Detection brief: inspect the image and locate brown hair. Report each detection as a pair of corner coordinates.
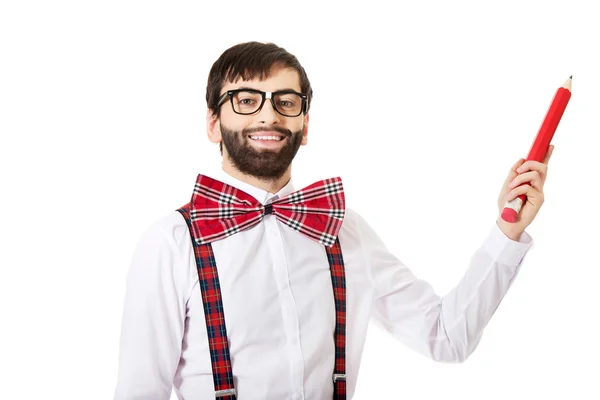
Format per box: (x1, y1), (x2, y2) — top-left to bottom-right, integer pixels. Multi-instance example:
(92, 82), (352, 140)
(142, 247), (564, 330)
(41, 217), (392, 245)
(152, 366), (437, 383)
(206, 41), (313, 117)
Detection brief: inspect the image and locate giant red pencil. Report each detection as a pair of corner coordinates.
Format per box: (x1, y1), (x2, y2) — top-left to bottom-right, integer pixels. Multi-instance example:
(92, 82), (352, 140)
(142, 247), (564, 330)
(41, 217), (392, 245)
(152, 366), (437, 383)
(501, 76), (572, 222)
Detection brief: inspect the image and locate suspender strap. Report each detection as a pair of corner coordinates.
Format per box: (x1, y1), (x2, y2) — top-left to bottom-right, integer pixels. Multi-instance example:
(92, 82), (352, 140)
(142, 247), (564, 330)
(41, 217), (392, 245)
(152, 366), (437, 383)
(178, 203), (347, 399)
(326, 238), (347, 399)
(178, 205), (237, 400)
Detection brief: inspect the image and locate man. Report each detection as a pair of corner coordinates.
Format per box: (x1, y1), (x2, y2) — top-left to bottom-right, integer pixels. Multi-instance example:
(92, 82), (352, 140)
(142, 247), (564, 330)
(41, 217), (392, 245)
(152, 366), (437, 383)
(114, 41), (553, 399)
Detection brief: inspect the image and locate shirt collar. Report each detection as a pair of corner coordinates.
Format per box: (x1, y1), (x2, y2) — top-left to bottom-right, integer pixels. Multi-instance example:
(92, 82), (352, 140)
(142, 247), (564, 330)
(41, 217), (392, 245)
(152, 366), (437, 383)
(211, 167), (296, 205)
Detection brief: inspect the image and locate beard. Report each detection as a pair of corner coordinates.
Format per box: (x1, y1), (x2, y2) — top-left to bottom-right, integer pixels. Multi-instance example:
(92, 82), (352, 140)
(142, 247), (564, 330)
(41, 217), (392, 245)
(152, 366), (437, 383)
(220, 123), (304, 180)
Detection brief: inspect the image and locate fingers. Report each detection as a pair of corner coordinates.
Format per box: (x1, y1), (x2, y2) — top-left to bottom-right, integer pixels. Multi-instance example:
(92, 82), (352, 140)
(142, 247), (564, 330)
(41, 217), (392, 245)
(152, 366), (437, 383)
(509, 145), (554, 176)
(511, 157), (526, 171)
(508, 170), (543, 192)
(507, 183), (544, 203)
(504, 158), (526, 185)
(516, 160), (549, 183)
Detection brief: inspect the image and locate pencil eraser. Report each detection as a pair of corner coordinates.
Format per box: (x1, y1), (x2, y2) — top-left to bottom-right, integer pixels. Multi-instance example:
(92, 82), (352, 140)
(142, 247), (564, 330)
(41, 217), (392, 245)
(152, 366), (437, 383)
(501, 208), (518, 223)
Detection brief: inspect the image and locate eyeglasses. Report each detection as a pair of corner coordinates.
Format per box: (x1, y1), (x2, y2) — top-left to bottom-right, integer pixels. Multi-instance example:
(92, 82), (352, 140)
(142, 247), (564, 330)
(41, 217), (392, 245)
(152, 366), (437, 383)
(216, 88), (308, 117)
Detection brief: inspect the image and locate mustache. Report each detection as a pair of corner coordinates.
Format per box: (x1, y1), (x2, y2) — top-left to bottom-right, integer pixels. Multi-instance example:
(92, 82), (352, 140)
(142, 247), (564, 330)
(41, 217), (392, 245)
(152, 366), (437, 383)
(242, 126), (292, 137)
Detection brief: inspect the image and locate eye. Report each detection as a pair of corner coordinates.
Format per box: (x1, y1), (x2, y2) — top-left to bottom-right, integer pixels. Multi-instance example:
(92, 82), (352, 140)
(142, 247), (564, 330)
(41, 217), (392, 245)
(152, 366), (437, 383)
(238, 97), (257, 105)
(232, 91), (262, 108)
(277, 99), (294, 107)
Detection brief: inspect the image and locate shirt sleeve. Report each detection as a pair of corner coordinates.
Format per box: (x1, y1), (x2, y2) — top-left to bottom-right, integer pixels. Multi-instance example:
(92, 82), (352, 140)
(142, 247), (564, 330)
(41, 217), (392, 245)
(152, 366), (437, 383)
(114, 223), (187, 399)
(361, 214), (533, 363)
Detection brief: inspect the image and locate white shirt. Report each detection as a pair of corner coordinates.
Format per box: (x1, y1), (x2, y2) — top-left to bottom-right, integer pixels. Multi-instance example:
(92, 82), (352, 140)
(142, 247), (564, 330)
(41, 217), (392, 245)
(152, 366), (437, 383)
(114, 168), (533, 400)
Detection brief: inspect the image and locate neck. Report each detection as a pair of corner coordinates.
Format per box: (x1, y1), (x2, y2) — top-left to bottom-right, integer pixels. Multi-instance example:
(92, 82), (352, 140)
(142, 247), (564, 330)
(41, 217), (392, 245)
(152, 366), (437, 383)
(221, 158), (291, 194)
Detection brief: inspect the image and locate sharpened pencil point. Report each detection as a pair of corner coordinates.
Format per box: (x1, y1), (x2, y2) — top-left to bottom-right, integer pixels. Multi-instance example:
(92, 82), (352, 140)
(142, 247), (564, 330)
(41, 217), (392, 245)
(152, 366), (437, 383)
(569, 75), (572, 79)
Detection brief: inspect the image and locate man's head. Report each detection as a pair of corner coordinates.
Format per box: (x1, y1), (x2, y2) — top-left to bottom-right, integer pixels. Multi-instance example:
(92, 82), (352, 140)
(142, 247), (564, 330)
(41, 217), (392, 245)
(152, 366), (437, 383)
(206, 42), (312, 181)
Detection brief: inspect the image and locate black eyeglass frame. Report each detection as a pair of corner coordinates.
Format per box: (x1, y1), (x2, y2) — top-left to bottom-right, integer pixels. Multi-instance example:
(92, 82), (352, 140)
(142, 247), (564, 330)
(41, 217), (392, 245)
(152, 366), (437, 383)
(216, 88), (308, 117)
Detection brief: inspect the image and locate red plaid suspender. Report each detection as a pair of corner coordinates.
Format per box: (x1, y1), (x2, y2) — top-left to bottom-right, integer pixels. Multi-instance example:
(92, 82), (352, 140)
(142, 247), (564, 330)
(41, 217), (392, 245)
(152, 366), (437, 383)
(326, 235), (348, 399)
(177, 204), (347, 399)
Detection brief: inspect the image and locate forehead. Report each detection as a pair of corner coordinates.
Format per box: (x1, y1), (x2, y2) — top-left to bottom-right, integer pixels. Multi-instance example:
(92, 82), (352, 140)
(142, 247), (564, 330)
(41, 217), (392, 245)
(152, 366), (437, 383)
(221, 66), (302, 93)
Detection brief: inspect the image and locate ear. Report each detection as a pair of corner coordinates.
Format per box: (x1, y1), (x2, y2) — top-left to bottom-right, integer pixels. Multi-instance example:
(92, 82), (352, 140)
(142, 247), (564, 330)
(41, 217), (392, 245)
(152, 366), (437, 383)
(301, 112), (309, 146)
(206, 109), (222, 144)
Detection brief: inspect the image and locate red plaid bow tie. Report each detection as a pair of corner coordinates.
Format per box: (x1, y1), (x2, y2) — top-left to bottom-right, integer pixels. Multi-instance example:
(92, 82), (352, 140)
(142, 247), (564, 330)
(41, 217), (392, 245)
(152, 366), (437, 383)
(188, 174), (345, 247)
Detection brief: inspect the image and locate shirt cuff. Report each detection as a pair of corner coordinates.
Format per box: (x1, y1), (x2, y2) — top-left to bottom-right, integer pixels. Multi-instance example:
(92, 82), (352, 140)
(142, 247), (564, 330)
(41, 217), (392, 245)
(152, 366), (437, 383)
(481, 222), (534, 267)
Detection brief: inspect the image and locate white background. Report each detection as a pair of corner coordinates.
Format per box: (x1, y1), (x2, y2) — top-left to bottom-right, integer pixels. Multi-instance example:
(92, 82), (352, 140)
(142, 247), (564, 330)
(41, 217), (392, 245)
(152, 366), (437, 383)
(1, 0), (598, 399)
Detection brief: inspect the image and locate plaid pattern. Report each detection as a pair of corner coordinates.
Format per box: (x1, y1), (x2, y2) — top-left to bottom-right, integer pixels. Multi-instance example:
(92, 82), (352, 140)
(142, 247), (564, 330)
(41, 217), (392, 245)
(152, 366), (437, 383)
(177, 192), (348, 399)
(328, 238), (347, 400)
(178, 205), (236, 400)
(189, 174), (345, 247)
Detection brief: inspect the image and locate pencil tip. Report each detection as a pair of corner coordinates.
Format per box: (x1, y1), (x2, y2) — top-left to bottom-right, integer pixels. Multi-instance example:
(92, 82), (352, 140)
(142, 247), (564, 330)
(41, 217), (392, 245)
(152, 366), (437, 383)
(569, 75), (572, 79)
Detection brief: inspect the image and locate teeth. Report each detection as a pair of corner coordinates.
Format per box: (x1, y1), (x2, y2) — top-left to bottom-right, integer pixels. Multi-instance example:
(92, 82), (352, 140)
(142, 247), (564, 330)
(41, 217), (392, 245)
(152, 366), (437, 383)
(249, 136), (282, 141)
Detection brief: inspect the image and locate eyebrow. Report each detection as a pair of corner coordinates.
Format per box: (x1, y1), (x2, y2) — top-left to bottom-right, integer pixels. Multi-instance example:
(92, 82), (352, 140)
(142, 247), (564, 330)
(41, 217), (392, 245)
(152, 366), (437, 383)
(233, 86), (301, 93)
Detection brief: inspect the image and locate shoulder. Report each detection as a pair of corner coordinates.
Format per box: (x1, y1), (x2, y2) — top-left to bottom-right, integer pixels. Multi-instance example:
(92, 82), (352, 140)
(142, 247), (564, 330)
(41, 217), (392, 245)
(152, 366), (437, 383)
(128, 210), (193, 278)
(146, 209), (191, 247)
(339, 207), (362, 234)
(125, 209), (197, 299)
(339, 207), (376, 238)
(338, 207), (375, 248)
(338, 206), (393, 256)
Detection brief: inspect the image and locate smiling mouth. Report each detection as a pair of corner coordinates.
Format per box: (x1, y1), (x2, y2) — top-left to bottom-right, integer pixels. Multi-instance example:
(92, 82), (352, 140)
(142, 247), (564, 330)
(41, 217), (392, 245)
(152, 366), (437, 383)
(247, 135), (286, 141)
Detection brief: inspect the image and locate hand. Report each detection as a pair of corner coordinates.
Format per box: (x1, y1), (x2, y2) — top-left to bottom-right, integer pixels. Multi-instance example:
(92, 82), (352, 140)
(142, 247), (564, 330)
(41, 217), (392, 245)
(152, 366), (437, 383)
(496, 145), (554, 241)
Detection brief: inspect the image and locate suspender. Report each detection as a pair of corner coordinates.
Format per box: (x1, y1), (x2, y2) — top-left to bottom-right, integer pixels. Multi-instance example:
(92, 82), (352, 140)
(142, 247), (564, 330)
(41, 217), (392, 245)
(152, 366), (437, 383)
(178, 204), (347, 399)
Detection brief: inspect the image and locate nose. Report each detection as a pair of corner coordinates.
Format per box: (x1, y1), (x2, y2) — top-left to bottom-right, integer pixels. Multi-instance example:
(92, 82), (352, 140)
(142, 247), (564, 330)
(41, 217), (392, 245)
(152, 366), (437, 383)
(257, 96), (280, 124)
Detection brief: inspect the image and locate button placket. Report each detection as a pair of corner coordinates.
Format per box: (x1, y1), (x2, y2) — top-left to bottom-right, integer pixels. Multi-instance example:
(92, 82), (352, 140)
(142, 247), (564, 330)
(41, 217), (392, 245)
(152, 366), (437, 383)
(263, 216), (305, 397)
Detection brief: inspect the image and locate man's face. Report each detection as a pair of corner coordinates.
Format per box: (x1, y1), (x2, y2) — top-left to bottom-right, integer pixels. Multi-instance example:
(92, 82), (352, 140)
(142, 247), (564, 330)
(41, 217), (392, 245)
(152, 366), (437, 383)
(212, 66), (308, 180)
